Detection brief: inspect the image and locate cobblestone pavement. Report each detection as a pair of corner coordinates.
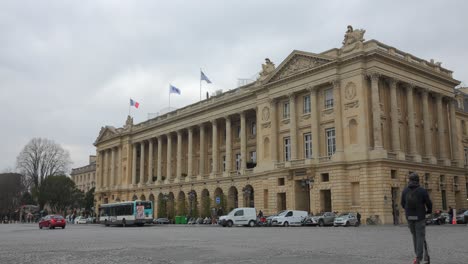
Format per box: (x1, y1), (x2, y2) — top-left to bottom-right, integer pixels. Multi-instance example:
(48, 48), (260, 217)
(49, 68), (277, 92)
(0, 223), (466, 264)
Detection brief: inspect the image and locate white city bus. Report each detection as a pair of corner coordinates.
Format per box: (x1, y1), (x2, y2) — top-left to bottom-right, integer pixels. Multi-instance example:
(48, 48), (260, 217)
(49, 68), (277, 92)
(99, 200), (153, 227)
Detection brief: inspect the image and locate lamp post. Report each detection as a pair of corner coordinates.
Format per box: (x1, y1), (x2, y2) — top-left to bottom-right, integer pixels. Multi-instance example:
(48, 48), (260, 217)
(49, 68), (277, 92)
(188, 190), (196, 218)
(301, 177), (314, 214)
(242, 187), (252, 207)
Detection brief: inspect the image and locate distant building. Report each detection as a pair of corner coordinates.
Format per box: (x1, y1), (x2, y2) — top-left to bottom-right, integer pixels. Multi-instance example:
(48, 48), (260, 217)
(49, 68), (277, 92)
(93, 26), (468, 224)
(70, 156), (96, 192)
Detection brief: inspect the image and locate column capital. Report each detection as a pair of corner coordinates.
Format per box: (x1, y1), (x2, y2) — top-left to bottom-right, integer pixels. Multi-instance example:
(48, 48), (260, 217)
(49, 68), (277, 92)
(404, 82), (416, 90)
(187, 126), (194, 132)
(387, 77), (399, 88)
(211, 119), (218, 125)
(331, 78), (341, 88)
(366, 71), (380, 81)
(224, 115), (231, 122)
(268, 97), (277, 105)
(306, 84), (317, 92)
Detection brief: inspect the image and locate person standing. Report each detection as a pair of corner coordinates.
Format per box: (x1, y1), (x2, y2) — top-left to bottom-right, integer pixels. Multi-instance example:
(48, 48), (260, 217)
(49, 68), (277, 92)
(356, 212), (361, 226)
(401, 173), (432, 264)
(448, 206), (453, 224)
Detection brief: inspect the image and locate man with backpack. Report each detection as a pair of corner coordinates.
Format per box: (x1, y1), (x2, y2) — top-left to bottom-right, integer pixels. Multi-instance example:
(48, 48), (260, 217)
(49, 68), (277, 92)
(401, 172), (432, 264)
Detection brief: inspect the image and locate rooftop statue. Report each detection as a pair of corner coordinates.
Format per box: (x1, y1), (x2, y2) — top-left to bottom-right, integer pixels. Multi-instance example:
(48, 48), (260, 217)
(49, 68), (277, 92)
(257, 58), (276, 81)
(342, 25), (366, 46)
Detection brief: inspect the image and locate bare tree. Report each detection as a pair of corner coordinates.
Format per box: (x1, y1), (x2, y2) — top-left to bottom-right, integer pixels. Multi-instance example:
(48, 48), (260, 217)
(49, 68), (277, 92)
(16, 138), (72, 191)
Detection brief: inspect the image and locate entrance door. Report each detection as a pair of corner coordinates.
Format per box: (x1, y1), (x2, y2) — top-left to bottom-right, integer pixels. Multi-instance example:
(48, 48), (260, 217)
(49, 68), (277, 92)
(277, 193), (286, 211)
(320, 190), (332, 212)
(441, 190), (447, 210)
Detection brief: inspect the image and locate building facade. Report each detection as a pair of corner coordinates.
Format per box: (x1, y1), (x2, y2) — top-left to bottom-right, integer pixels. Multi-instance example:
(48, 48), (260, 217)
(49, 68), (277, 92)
(71, 155), (96, 192)
(94, 27), (468, 224)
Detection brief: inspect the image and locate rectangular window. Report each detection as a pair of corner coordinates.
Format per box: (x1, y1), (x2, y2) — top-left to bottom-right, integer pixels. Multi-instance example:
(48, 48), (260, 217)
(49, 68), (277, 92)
(321, 173), (330, 182)
(324, 88), (334, 109)
(303, 95), (311, 114)
(325, 128), (336, 157)
(391, 170), (397, 179)
(284, 137), (291, 161)
(283, 101), (290, 119)
(278, 178), (285, 186)
(222, 156), (226, 172)
(251, 121), (256, 136)
(464, 147), (468, 166)
(304, 133), (312, 159)
(250, 151), (257, 163)
(235, 153), (241, 171)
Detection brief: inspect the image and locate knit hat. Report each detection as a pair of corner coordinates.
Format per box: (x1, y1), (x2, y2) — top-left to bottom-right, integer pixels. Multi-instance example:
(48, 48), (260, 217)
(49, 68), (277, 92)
(409, 172), (419, 182)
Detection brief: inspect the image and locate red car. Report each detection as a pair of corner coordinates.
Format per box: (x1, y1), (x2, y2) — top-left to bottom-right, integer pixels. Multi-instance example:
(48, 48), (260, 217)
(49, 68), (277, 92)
(39, 215), (66, 229)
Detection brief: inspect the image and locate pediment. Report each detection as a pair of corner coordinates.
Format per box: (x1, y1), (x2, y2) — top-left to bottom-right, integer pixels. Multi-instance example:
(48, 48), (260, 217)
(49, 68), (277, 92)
(265, 50), (334, 84)
(94, 126), (118, 145)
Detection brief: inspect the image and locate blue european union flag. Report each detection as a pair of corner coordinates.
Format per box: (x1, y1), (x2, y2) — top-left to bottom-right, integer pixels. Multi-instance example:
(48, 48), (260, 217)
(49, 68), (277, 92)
(169, 85), (181, 95)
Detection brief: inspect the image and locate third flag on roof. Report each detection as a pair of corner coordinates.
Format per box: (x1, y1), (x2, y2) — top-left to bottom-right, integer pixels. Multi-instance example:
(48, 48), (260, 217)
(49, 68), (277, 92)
(201, 71), (212, 84)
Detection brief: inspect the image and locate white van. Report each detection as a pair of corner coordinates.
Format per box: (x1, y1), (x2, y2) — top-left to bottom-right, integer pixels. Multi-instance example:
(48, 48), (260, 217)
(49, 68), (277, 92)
(219, 207), (257, 227)
(271, 210), (308, 226)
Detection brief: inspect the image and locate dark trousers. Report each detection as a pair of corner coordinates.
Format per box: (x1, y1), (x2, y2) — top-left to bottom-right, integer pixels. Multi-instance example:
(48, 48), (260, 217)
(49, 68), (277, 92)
(408, 219), (427, 261)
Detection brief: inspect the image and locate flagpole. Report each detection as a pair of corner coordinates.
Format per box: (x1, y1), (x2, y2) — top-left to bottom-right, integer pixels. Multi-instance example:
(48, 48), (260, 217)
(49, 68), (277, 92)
(200, 68), (202, 101)
(128, 99), (131, 117)
(169, 86), (171, 110)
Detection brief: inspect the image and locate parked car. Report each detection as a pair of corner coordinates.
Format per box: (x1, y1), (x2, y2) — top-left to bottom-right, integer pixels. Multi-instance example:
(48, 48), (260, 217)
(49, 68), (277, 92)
(271, 210), (308, 227)
(86, 217), (96, 224)
(265, 210), (286, 226)
(74, 216), (87, 224)
(219, 207), (257, 227)
(456, 210), (468, 224)
(39, 215), (66, 229)
(310, 212), (336, 227)
(153, 218), (170, 224)
(425, 213), (446, 225)
(333, 212), (358, 227)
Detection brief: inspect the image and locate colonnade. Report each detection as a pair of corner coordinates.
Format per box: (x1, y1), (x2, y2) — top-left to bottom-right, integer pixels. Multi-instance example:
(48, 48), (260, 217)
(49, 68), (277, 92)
(369, 73), (460, 165)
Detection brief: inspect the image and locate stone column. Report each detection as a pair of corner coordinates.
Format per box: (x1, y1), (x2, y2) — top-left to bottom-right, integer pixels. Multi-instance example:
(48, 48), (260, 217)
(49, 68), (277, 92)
(310, 87), (320, 161)
(166, 134), (172, 183)
(139, 141), (145, 185)
(110, 147), (115, 188)
(211, 120), (218, 177)
(389, 79), (404, 159)
(103, 149), (108, 188)
(225, 116), (232, 175)
(436, 94), (448, 163)
(406, 84), (420, 161)
(270, 99), (278, 162)
(240, 111), (247, 171)
(147, 139), (154, 184)
(132, 144), (137, 185)
(117, 146), (121, 187)
(187, 128), (193, 180)
(157, 137), (163, 183)
(422, 89), (435, 163)
(449, 99), (461, 166)
(199, 124), (205, 179)
(333, 80), (344, 159)
(289, 93), (298, 160)
(370, 74), (382, 149)
(96, 151), (101, 189)
(176, 130), (182, 182)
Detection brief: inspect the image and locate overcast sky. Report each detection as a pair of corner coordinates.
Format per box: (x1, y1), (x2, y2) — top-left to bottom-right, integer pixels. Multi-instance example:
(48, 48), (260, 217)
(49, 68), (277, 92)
(1, 0), (467, 171)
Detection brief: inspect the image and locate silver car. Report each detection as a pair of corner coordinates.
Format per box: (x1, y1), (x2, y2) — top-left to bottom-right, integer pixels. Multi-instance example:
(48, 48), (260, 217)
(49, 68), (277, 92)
(333, 213), (358, 227)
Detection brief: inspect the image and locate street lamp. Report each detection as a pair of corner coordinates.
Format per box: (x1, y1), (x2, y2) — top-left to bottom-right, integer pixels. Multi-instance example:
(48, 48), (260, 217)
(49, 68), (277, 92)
(188, 190), (196, 217)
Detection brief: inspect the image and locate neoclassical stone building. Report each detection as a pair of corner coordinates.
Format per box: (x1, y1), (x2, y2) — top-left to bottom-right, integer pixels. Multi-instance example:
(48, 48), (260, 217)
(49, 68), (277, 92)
(94, 27), (468, 224)
(71, 155), (96, 192)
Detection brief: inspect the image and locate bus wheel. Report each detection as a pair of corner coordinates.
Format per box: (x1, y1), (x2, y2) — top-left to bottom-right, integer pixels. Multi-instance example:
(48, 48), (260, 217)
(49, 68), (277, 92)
(122, 219), (126, 227)
(104, 220), (109, 227)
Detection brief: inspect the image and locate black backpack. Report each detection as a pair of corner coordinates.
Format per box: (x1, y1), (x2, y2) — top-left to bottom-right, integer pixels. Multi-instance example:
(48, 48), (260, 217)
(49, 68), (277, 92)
(405, 187), (420, 210)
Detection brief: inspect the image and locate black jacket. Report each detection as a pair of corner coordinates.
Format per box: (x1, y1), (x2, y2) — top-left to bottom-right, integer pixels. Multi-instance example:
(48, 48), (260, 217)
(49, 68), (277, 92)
(401, 180), (432, 221)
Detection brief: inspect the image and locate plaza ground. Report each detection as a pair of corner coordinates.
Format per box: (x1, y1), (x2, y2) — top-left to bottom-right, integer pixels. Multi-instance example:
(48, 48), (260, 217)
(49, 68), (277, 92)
(0, 223), (466, 264)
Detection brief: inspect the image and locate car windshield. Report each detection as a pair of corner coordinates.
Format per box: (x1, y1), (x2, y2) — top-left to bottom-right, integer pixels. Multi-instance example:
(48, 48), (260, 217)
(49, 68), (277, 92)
(52, 216), (63, 220)
(338, 213), (350, 217)
(278, 211), (289, 216)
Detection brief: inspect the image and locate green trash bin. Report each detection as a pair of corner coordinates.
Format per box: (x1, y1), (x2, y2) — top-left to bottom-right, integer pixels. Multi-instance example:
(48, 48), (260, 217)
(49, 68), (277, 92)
(181, 216), (187, 224)
(175, 216), (181, 224)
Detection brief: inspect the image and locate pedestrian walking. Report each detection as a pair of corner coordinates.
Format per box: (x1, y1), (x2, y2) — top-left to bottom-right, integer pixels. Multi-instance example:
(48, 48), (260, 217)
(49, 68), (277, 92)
(394, 204), (400, 225)
(356, 212), (361, 226)
(401, 172), (432, 264)
(448, 206), (453, 224)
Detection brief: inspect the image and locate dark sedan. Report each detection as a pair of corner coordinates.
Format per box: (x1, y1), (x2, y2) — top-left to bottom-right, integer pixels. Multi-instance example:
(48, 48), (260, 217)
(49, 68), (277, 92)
(39, 215), (66, 229)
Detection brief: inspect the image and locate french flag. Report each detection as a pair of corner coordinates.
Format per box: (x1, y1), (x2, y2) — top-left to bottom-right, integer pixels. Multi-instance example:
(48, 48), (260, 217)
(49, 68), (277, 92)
(130, 98), (140, 108)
